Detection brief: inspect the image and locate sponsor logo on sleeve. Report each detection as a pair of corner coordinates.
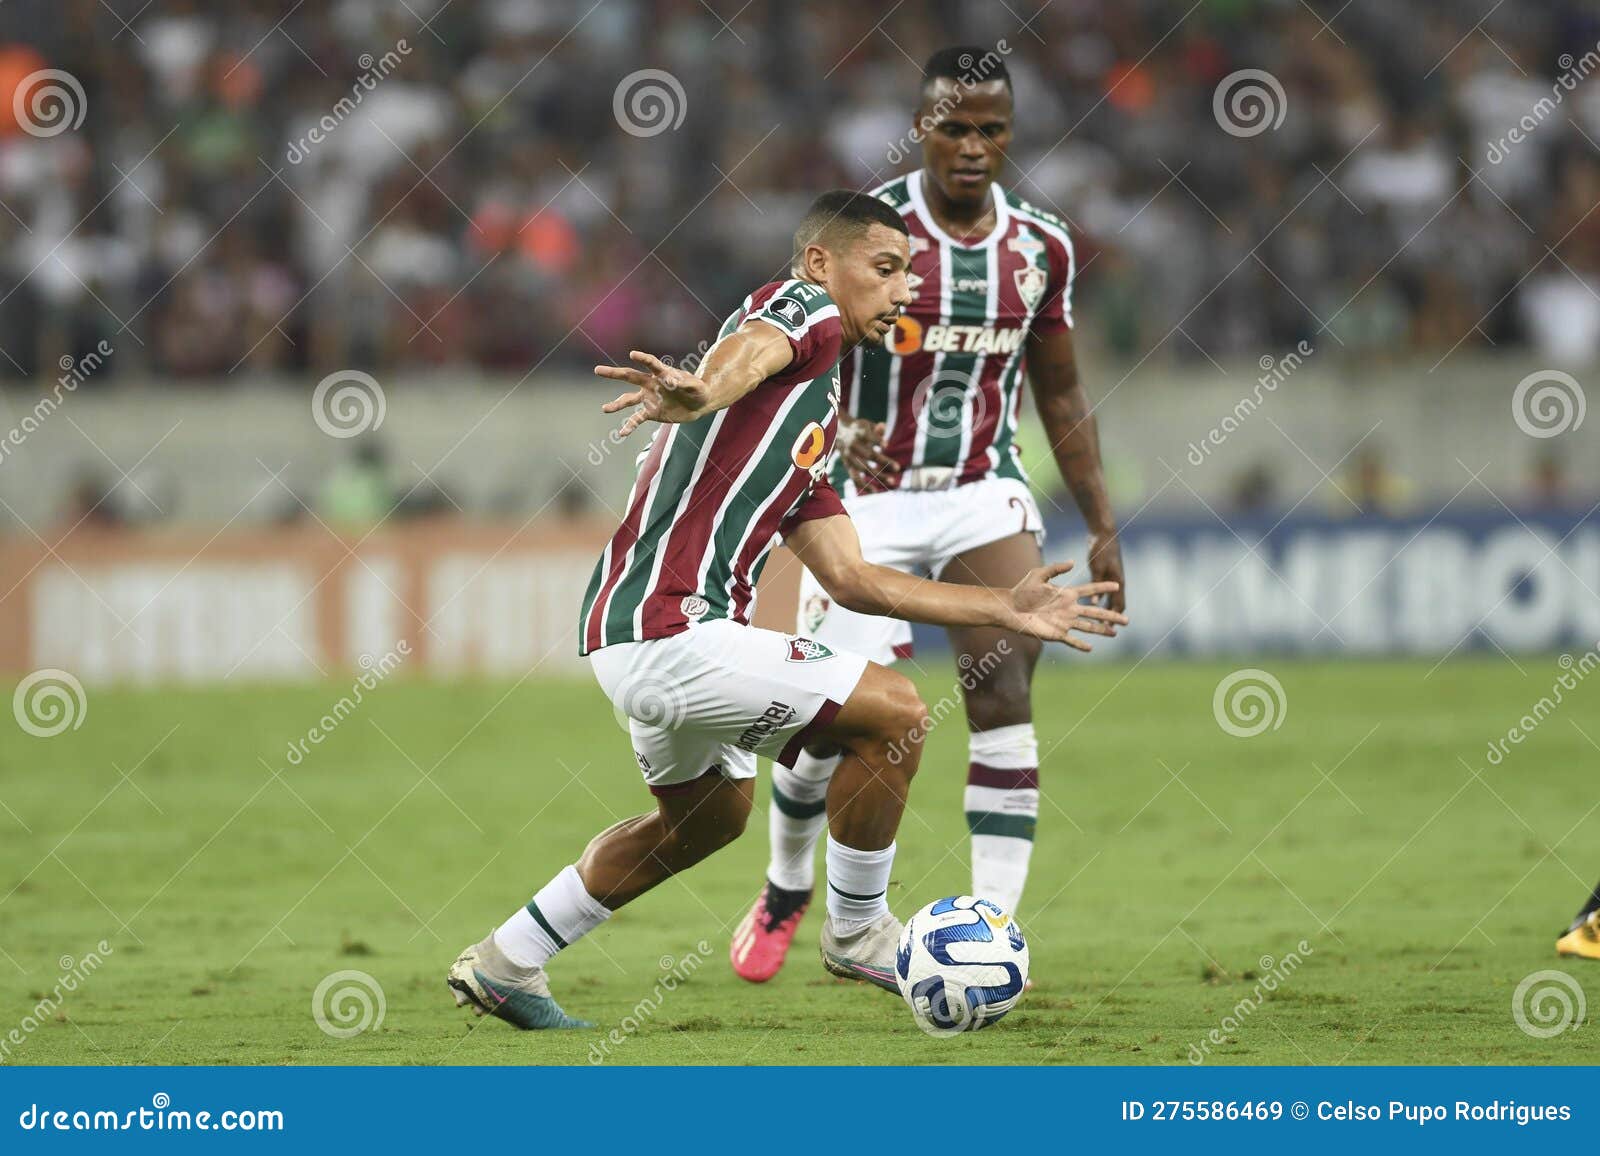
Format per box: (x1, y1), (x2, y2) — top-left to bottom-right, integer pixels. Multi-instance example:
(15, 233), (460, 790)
(1006, 228), (1045, 262)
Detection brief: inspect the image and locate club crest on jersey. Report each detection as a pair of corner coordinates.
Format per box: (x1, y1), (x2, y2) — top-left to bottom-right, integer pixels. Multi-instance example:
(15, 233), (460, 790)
(791, 421), (826, 470)
(768, 296), (806, 331)
(785, 635), (834, 663)
(1014, 264), (1047, 311)
(680, 594), (710, 620)
(802, 593), (830, 633)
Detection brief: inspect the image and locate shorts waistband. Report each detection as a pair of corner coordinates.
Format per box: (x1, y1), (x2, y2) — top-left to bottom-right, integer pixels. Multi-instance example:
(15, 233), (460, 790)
(898, 466), (958, 491)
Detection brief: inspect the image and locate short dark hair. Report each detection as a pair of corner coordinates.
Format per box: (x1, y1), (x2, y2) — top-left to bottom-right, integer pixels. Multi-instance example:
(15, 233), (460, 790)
(792, 190), (908, 270)
(921, 45), (1011, 103)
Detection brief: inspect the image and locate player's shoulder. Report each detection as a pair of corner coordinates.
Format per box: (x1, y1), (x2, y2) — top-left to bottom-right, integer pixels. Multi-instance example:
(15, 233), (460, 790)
(868, 174), (914, 212)
(1003, 188), (1072, 244)
(749, 278), (838, 323)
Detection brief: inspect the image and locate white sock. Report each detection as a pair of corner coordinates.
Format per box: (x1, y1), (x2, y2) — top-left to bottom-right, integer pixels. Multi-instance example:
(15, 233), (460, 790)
(966, 723), (1039, 916)
(494, 864), (612, 968)
(825, 836), (895, 930)
(767, 750), (841, 891)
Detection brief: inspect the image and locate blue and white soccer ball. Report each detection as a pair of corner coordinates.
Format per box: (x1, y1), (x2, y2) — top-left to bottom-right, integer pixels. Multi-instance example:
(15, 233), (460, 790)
(895, 895), (1029, 1036)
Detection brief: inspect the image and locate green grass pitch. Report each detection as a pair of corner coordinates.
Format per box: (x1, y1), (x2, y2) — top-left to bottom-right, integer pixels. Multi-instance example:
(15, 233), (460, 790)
(2, 658), (1594, 1065)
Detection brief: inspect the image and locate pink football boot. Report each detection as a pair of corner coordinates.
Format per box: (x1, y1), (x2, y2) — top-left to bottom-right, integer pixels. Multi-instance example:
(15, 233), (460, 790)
(730, 882), (812, 982)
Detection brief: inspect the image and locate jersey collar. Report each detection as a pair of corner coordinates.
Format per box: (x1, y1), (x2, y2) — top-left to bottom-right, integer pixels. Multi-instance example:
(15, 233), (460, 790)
(909, 169), (1010, 251)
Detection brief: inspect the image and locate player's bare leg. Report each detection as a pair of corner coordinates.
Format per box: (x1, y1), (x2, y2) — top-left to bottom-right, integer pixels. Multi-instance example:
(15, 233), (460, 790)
(734, 664), (926, 987)
(450, 774), (752, 1029)
(941, 530), (1045, 917)
(575, 773), (755, 908)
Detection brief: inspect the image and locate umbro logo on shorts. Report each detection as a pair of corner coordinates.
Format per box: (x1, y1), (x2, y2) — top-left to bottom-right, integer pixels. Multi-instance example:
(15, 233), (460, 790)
(737, 701), (797, 752)
(785, 636), (834, 663)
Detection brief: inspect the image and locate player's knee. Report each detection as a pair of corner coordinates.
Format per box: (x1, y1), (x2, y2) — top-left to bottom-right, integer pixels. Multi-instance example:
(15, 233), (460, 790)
(707, 787), (752, 848)
(876, 674), (929, 765)
(802, 738), (844, 761)
(963, 663), (1035, 732)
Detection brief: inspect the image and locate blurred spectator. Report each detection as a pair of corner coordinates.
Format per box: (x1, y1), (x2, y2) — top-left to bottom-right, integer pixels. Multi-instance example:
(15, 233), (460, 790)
(1327, 445), (1417, 517)
(0, 0), (1596, 383)
(1527, 450), (1573, 509)
(318, 439), (392, 527)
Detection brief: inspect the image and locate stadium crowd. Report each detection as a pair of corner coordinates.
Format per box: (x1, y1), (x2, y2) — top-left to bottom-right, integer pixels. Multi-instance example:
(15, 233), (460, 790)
(1, 0), (1598, 383)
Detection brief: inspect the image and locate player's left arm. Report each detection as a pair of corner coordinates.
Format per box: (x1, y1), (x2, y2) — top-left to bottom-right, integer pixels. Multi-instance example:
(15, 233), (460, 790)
(595, 320), (795, 437)
(1027, 323), (1126, 613)
(787, 512), (1125, 650)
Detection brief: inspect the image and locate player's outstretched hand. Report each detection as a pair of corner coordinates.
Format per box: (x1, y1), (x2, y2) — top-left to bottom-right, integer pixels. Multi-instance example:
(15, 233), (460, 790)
(1007, 561), (1128, 651)
(836, 417), (899, 489)
(595, 351), (710, 436)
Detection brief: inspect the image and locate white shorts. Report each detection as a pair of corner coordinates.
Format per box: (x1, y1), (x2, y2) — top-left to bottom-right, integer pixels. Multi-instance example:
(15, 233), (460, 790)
(588, 618), (870, 795)
(797, 476), (1045, 664)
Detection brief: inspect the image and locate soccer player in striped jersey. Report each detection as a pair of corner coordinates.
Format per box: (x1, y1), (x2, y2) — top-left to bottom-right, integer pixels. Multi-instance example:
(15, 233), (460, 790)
(446, 191), (1126, 1029)
(733, 47), (1126, 983)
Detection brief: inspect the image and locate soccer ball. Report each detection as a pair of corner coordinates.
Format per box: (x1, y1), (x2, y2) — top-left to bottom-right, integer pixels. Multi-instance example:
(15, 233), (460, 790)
(895, 895), (1029, 1036)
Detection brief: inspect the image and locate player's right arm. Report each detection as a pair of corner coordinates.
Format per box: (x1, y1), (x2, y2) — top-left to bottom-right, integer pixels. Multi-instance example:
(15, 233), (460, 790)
(786, 513), (1127, 651)
(595, 320), (795, 438)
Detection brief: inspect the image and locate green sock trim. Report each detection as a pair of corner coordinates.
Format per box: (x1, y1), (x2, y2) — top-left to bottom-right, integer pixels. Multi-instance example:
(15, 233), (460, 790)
(526, 900), (568, 949)
(966, 811), (1037, 840)
(772, 783), (827, 819)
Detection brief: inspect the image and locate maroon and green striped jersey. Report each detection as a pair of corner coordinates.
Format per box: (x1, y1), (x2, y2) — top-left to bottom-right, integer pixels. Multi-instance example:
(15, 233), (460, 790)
(833, 170), (1075, 497)
(579, 279), (847, 654)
